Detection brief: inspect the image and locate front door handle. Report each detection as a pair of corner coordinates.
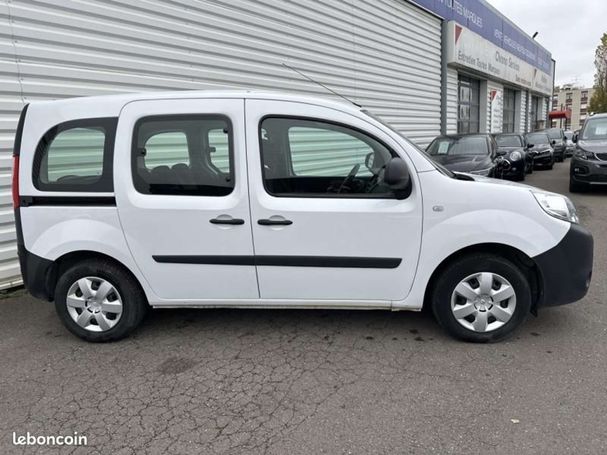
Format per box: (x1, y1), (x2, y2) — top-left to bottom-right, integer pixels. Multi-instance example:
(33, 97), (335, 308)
(258, 218), (293, 226)
(210, 217), (245, 225)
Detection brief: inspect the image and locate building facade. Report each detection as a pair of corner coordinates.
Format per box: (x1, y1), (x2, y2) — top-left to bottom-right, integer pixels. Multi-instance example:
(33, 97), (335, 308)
(0, 0), (553, 289)
(551, 85), (594, 131)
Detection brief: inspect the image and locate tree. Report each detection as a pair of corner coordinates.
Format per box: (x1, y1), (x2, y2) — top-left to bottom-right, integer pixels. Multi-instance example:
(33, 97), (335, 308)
(589, 33), (607, 113)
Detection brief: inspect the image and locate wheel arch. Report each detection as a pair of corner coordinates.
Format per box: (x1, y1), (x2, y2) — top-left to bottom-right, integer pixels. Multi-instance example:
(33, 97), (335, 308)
(422, 243), (542, 314)
(47, 250), (150, 306)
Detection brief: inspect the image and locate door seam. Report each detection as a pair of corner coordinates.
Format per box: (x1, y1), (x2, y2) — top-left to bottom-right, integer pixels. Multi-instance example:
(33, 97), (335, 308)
(243, 99), (262, 298)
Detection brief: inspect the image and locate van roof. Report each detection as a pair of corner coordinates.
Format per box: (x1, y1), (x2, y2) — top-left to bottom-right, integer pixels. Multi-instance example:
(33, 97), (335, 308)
(27, 89), (361, 117)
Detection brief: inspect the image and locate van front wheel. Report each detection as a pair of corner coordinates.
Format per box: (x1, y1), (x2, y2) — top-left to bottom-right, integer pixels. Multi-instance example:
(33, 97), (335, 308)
(431, 254), (531, 342)
(54, 259), (148, 342)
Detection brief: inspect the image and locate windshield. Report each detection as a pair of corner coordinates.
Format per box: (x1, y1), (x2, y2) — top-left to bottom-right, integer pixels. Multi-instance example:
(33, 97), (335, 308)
(361, 109), (455, 177)
(525, 133), (549, 145)
(545, 128), (562, 140)
(581, 117), (607, 140)
(427, 136), (489, 156)
(495, 135), (522, 147)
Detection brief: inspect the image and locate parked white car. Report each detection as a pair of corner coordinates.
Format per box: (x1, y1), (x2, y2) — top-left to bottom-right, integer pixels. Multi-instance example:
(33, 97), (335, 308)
(13, 91), (593, 342)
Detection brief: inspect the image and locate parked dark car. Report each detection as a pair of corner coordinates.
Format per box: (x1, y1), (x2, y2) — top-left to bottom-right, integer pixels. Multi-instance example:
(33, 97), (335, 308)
(525, 132), (555, 170)
(426, 134), (498, 177)
(493, 133), (533, 181)
(570, 113), (607, 192)
(542, 127), (567, 162)
(564, 130), (576, 157)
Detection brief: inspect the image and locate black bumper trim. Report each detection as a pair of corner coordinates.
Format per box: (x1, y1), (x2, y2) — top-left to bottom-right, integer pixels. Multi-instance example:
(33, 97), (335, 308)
(17, 208), (56, 301)
(533, 224), (593, 307)
(18, 246), (56, 301)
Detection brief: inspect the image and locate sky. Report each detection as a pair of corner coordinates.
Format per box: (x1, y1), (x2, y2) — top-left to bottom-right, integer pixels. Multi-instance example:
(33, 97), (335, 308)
(486, 0), (607, 88)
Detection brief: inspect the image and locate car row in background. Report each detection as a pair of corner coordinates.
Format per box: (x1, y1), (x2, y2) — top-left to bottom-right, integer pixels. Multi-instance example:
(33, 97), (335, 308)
(570, 112), (607, 192)
(425, 129), (565, 182)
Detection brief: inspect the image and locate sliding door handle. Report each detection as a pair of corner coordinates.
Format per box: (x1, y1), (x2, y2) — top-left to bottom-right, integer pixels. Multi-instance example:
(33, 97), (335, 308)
(210, 217), (245, 225)
(258, 218), (293, 226)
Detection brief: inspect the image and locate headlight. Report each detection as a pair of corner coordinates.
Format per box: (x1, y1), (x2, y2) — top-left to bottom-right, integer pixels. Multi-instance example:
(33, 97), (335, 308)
(532, 191), (579, 223)
(509, 151), (522, 161)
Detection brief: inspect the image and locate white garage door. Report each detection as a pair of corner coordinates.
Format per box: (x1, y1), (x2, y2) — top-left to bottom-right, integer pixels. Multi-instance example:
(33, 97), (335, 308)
(0, 0), (441, 289)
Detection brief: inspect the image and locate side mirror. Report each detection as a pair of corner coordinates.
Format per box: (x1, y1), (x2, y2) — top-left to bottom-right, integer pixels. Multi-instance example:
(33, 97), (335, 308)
(551, 140), (556, 145)
(526, 143), (534, 149)
(573, 134), (578, 143)
(364, 152), (374, 171)
(384, 157), (411, 198)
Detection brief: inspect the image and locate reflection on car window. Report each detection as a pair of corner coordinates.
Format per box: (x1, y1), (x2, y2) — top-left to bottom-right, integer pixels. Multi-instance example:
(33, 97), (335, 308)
(495, 135), (522, 147)
(582, 118), (607, 140)
(525, 133), (549, 144)
(427, 136), (488, 156)
(545, 129), (562, 139)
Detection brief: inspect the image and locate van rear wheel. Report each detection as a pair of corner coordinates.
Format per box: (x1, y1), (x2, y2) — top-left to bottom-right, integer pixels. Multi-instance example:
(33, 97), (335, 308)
(54, 259), (148, 342)
(431, 254), (531, 342)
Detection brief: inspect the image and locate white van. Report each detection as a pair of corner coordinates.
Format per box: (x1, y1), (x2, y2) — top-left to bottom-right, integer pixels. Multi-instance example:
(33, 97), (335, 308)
(13, 91), (593, 343)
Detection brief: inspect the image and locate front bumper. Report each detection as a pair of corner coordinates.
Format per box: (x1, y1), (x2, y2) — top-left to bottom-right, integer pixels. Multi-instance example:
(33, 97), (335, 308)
(534, 153), (553, 166)
(498, 161), (526, 179)
(570, 156), (607, 185)
(533, 224), (593, 307)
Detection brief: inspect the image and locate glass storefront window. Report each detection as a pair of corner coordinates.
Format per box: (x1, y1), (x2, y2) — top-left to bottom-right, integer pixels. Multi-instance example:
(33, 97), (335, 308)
(502, 88), (516, 133)
(457, 76), (480, 134)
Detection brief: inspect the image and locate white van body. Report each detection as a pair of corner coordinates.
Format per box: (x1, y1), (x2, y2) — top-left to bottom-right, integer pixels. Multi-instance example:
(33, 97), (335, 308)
(14, 91), (593, 342)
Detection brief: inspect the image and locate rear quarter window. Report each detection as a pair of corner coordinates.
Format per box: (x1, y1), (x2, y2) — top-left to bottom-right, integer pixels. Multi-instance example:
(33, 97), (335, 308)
(33, 118), (117, 192)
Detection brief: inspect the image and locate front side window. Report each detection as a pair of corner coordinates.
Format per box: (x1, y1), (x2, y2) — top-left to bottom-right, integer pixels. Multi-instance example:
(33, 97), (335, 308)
(133, 116), (233, 196)
(259, 117), (397, 198)
(33, 118), (116, 192)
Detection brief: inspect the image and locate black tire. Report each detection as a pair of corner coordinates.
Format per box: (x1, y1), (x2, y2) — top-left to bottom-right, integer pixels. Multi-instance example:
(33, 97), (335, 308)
(547, 161), (554, 170)
(431, 253), (531, 343)
(54, 259), (148, 342)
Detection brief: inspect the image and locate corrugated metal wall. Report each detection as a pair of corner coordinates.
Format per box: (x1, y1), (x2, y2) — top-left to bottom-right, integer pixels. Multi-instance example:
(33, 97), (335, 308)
(446, 68), (458, 134)
(0, 0), (442, 289)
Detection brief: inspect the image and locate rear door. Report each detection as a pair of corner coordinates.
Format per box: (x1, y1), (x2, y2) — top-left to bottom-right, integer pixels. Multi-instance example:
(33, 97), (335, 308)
(114, 98), (258, 301)
(245, 99), (423, 303)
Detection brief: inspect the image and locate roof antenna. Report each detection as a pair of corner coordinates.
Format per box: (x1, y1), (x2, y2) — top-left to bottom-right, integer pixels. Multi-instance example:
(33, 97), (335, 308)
(282, 63), (362, 108)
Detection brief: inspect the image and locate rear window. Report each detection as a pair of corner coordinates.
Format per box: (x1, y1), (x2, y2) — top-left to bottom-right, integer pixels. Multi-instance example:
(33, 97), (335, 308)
(495, 135), (522, 147)
(33, 118), (117, 192)
(427, 136), (488, 156)
(545, 129), (562, 139)
(132, 115), (234, 196)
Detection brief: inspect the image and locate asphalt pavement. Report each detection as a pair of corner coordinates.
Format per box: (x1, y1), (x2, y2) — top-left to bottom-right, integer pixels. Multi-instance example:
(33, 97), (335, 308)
(1, 160), (606, 454)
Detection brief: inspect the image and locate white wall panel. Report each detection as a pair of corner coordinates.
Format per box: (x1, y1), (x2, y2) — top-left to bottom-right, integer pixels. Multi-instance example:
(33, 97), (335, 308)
(0, 0), (441, 289)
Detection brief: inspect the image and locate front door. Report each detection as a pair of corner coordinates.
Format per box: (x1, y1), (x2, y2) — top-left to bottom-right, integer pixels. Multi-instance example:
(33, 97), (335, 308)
(114, 98), (258, 301)
(245, 99), (423, 302)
